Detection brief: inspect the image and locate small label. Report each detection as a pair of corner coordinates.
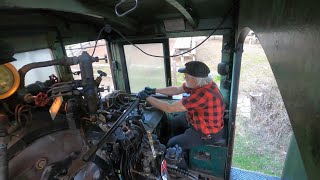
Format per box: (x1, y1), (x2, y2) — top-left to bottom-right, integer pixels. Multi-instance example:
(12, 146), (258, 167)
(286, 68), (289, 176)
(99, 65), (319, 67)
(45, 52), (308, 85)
(49, 96), (63, 120)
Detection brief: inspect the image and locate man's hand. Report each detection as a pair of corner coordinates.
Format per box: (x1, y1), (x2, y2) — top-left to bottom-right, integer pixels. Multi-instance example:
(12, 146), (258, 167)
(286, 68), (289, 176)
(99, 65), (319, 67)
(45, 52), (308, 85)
(137, 90), (149, 100)
(144, 87), (156, 95)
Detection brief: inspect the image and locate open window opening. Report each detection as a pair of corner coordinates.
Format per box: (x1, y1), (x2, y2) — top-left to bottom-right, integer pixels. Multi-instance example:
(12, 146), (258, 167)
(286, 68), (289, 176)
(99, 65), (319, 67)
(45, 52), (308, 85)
(11, 48), (58, 85)
(121, 36), (223, 95)
(169, 36), (222, 87)
(123, 43), (167, 93)
(233, 30), (292, 177)
(65, 40), (114, 96)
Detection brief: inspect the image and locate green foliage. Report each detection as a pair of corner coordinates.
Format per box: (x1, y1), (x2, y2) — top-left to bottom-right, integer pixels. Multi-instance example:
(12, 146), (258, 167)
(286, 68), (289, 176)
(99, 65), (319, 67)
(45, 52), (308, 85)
(213, 74), (221, 84)
(176, 72), (185, 86)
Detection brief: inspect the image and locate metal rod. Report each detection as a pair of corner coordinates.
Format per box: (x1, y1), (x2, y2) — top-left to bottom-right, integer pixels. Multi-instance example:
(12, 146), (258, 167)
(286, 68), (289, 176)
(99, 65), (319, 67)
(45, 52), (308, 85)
(0, 144), (8, 180)
(82, 98), (140, 161)
(18, 59), (61, 87)
(0, 114), (9, 180)
(226, 43), (243, 180)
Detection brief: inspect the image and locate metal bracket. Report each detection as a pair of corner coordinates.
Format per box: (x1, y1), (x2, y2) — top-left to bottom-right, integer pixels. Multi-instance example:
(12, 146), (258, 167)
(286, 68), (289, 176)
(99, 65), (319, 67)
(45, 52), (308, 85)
(115, 0), (138, 17)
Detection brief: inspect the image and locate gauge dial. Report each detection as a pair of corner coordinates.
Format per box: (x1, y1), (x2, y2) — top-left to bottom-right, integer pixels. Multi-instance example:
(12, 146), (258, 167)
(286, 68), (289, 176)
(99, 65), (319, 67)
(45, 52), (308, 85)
(0, 63), (20, 99)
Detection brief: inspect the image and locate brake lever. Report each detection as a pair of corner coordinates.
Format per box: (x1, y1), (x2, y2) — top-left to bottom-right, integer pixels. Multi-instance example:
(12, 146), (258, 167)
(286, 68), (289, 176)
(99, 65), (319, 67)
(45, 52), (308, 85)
(82, 98), (140, 162)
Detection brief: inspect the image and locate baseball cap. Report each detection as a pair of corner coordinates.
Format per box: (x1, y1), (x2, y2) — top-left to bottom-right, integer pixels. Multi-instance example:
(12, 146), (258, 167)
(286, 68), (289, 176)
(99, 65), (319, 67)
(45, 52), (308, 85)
(178, 61), (210, 78)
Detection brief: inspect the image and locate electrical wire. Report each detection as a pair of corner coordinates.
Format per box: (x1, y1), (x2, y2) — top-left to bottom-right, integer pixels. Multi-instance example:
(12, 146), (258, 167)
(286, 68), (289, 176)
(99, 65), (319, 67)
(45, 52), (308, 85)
(88, 1), (238, 59)
(110, 1), (238, 58)
(91, 27), (106, 56)
(15, 104), (23, 126)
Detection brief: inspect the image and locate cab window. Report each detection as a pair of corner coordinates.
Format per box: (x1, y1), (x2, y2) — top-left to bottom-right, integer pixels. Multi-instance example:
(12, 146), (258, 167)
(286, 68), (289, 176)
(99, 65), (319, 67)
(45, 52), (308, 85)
(11, 48), (58, 85)
(123, 43), (166, 93)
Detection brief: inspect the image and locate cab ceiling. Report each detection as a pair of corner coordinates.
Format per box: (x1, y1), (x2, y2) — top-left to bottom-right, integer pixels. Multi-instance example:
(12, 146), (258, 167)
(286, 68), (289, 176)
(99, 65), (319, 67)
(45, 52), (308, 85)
(0, 0), (234, 35)
(0, 0), (234, 53)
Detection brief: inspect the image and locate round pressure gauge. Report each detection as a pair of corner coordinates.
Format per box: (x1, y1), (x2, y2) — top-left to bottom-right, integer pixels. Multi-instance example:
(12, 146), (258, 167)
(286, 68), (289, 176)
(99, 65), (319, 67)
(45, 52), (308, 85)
(0, 63), (20, 99)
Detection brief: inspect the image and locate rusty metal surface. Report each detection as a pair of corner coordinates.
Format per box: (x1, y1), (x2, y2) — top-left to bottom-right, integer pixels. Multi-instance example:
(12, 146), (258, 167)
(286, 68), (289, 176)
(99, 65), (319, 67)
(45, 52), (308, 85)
(238, 0), (320, 179)
(9, 129), (83, 180)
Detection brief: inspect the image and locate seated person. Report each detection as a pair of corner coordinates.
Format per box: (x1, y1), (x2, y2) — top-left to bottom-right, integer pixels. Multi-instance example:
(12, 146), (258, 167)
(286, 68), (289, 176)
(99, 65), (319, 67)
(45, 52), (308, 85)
(137, 61), (225, 150)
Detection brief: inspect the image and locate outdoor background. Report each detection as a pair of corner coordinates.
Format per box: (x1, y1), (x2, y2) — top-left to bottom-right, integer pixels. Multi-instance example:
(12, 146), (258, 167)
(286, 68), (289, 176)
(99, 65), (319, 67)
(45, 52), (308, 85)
(169, 35), (292, 177)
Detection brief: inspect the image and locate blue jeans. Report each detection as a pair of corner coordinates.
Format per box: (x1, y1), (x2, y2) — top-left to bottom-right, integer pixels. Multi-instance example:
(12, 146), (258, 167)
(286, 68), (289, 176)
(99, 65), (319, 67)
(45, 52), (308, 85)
(166, 113), (224, 150)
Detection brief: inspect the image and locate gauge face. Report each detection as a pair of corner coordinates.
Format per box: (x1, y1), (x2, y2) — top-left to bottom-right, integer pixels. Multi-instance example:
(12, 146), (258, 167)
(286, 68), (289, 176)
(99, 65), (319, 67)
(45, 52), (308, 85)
(0, 63), (20, 99)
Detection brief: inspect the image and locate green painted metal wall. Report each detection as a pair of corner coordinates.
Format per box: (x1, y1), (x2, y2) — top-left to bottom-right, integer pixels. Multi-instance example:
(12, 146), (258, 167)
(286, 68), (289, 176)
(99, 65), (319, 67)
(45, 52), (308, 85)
(282, 135), (308, 180)
(238, 1), (320, 179)
(189, 146), (227, 178)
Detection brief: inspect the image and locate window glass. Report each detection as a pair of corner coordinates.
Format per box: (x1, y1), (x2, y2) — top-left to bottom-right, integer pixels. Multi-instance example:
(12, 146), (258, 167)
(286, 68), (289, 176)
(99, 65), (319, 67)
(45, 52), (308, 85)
(123, 43), (166, 93)
(11, 49), (57, 85)
(65, 40), (114, 96)
(169, 36), (222, 87)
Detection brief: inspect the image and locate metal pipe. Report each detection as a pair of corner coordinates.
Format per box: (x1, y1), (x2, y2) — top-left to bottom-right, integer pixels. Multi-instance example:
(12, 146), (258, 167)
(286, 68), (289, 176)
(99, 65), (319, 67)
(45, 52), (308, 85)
(78, 51), (99, 113)
(65, 99), (78, 130)
(0, 144), (7, 180)
(19, 59), (61, 87)
(18, 56), (83, 87)
(230, 44), (243, 126)
(0, 113), (9, 180)
(106, 41), (118, 90)
(226, 43), (243, 180)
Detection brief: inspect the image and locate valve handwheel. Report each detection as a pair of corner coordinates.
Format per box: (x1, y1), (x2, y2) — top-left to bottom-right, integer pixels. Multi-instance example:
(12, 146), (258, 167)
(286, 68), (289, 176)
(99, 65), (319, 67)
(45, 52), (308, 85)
(35, 92), (49, 107)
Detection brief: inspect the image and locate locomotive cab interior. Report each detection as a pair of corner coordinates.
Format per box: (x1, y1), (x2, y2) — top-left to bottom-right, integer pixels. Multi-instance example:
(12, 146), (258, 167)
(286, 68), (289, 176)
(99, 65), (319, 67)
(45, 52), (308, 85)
(1, 0), (320, 180)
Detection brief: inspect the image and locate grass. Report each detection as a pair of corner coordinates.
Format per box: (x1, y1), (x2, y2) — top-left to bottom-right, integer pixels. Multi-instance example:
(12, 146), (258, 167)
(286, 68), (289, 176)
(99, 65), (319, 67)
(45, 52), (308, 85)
(233, 120), (284, 176)
(232, 42), (290, 177)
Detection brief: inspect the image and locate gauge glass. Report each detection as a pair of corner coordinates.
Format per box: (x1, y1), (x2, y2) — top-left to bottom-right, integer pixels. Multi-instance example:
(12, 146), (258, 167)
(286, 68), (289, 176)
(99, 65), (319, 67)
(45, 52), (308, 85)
(0, 63), (20, 99)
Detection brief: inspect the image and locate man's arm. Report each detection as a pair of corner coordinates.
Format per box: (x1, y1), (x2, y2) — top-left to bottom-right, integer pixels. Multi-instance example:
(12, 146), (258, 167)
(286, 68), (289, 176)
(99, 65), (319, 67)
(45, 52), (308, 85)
(146, 96), (187, 113)
(156, 86), (185, 96)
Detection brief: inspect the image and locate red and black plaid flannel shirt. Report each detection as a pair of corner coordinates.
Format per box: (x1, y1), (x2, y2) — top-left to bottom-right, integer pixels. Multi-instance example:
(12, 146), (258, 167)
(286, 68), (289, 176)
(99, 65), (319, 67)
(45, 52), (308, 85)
(182, 82), (225, 135)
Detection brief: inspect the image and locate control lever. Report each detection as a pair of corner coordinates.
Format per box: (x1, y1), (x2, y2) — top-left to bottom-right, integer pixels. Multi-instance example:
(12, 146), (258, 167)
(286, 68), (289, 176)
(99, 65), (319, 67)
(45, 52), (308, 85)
(96, 70), (107, 87)
(147, 130), (157, 159)
(65, 99), (140, 179)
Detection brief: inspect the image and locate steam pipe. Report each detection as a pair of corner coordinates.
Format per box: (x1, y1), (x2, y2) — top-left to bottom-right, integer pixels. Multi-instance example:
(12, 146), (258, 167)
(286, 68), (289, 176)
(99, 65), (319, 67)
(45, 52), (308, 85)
(19, 59), (58, 88)
(78, 51), (99, 113)
(0, 113), (9, 180)
(18, 56), (97, 87)
(0, 144), (7, 180)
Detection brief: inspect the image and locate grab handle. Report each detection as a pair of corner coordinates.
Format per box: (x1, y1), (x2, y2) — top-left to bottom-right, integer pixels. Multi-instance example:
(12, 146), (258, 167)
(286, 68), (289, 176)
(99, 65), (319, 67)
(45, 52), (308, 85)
(115, 0), (138, 17)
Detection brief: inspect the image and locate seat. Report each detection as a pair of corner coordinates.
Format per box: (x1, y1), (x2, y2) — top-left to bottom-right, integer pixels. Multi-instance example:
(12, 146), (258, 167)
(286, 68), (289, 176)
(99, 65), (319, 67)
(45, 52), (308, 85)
(189, 144), (227, 178)
(188, 116), (229, 178)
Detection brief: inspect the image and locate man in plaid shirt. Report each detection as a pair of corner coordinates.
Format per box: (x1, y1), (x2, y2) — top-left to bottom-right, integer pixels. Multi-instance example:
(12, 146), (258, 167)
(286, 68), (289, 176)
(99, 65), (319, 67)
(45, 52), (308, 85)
(137, 61), (225, 150)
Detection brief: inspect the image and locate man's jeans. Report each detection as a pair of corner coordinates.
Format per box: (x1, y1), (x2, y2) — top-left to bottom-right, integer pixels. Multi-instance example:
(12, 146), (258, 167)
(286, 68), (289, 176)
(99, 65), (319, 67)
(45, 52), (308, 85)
(167, 113), (224, 151)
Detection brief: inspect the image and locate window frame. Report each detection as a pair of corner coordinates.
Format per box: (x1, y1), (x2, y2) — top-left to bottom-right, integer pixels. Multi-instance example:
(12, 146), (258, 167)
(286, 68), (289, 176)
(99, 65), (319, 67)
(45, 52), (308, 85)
(11, 48), (60, 86)
(119, 39), (171, 94)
